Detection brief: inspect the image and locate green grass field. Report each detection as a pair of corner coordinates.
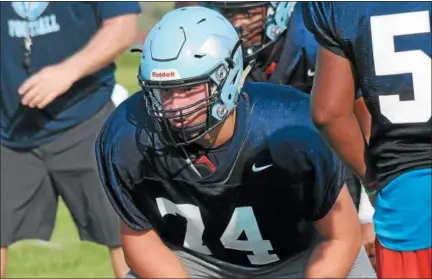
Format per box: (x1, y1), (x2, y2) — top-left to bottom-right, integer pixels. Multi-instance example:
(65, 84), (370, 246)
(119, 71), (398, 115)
(6, 53), (140, 278)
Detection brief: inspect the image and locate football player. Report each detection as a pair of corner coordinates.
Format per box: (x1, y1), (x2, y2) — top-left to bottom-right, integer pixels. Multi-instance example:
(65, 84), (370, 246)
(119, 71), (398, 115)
(96, 7), (376, 278)
(200, 1), (295, 82)
(203, 1), (376, 265)
(302, 2), (431, 278)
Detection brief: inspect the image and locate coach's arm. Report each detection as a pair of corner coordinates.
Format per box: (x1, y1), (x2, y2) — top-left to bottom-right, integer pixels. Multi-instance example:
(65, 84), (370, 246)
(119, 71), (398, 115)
(19, 3), (140, 109)
(62, 10), (138, 81)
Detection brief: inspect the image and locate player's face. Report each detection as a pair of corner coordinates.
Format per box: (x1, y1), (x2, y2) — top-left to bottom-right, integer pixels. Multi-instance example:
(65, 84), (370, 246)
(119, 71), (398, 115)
(227, 6), (266, 48)
(158, 83), (209, 128)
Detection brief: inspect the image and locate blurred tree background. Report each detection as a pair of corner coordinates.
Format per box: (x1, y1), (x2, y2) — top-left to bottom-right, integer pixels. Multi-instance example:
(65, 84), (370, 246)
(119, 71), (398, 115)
(139, 2), (175, 29)
(134, 2), (175, 47)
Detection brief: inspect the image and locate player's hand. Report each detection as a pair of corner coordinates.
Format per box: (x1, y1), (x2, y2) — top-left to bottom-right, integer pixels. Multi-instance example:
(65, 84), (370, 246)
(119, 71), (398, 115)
(19, 63), (79, 109)
(361, 222), (376, 270)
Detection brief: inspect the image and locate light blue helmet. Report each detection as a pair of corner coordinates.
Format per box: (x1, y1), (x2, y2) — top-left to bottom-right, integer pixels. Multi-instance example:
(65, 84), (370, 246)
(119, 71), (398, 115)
(201, 2), (296, 63)
(138, 6), (243, 146)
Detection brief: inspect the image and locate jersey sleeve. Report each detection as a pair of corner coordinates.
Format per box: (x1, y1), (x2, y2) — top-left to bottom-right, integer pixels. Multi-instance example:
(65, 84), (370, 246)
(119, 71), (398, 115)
(270, 125), (344, 221)
(95, 123), (153, 232)
(301, 2), (347, 58)
(91, 1), (141, 20)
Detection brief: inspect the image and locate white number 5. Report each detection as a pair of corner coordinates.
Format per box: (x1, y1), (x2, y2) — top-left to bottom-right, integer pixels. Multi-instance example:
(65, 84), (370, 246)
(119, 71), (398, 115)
(371, 11), (431, 124)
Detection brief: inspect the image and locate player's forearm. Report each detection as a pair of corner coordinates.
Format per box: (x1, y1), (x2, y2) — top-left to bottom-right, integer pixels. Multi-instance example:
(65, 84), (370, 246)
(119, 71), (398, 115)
(313, 115), (367, 181)
(121, 226), (190, 278)
(61, 14), (138, 82)
(305, 239), (360, 278)
(124, 244), (190, 278)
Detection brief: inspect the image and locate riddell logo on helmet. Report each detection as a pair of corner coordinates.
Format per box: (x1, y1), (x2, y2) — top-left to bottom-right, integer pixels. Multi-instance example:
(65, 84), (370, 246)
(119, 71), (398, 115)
(150, 69), (181, 81)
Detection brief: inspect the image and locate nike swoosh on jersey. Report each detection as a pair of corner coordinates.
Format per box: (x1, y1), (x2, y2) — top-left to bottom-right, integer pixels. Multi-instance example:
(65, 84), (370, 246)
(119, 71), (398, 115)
(252, 163), (273, 172)
(307, 69), (315, 77)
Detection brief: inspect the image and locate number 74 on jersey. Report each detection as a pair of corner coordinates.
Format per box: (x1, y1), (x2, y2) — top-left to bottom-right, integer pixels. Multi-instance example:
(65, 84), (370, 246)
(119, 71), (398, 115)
(157, 197), (280, 265)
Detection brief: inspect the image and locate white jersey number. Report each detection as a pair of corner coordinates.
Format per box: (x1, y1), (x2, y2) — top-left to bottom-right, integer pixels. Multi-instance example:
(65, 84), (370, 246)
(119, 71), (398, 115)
(371, 11), (431, 124)
(156, 197), (279, 265)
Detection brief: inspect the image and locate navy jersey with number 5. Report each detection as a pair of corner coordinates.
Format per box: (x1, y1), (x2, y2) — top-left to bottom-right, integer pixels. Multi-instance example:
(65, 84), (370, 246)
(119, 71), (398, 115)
(302, 2), (431, 191)
(95, 82), (344, 267)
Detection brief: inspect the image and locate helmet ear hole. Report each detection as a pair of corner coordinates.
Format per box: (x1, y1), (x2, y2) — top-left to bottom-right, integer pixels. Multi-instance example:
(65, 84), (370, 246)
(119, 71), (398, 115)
(197, 18), (206, 24)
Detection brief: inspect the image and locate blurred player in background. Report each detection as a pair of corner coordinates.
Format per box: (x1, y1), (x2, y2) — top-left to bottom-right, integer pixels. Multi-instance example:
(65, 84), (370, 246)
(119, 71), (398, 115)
(96, 6), (376, 278)
(303, 2), (431, 278)
(202, 1), (295, 82)
(203, 1), (376, 267)
(0, 2), (140, 277)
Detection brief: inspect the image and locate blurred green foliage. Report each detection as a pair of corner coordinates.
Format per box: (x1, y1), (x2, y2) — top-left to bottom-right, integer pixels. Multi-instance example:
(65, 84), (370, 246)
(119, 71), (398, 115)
(138, 2), (175, 33)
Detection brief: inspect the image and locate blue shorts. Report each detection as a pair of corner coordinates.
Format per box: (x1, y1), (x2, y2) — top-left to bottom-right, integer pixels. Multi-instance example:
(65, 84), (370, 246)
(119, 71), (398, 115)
(374, 168), (431, 251)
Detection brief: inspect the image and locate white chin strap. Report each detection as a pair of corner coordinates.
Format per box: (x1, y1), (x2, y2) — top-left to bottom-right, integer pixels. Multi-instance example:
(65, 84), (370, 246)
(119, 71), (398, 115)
(237, 60), (256, 92)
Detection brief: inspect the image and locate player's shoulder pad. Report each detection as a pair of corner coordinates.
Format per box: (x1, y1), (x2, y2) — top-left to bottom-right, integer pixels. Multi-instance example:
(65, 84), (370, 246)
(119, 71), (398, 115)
(244, 81), (311, 121)
(301, 2), (346, 57)
(242, 82), (338, 175)
(96, 92), (154, 179)
(269, 124), (338, 176)
(242, 81), (312, 138)
(242, 81), (310, 108)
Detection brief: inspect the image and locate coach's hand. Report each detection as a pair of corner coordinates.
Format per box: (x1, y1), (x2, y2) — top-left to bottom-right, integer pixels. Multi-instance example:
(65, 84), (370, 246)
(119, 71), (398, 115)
(361, 222), (376, 270)
(19, 63), (79, 109)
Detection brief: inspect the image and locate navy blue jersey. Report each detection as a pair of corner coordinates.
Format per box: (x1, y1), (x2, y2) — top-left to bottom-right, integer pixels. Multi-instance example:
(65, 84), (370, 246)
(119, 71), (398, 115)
(246, 3), (318, 91)
(269, 3), (318, 94)
(96, 82), (344, 267)
(302, 2), (432, 191)
(0, 2), (141, 149)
